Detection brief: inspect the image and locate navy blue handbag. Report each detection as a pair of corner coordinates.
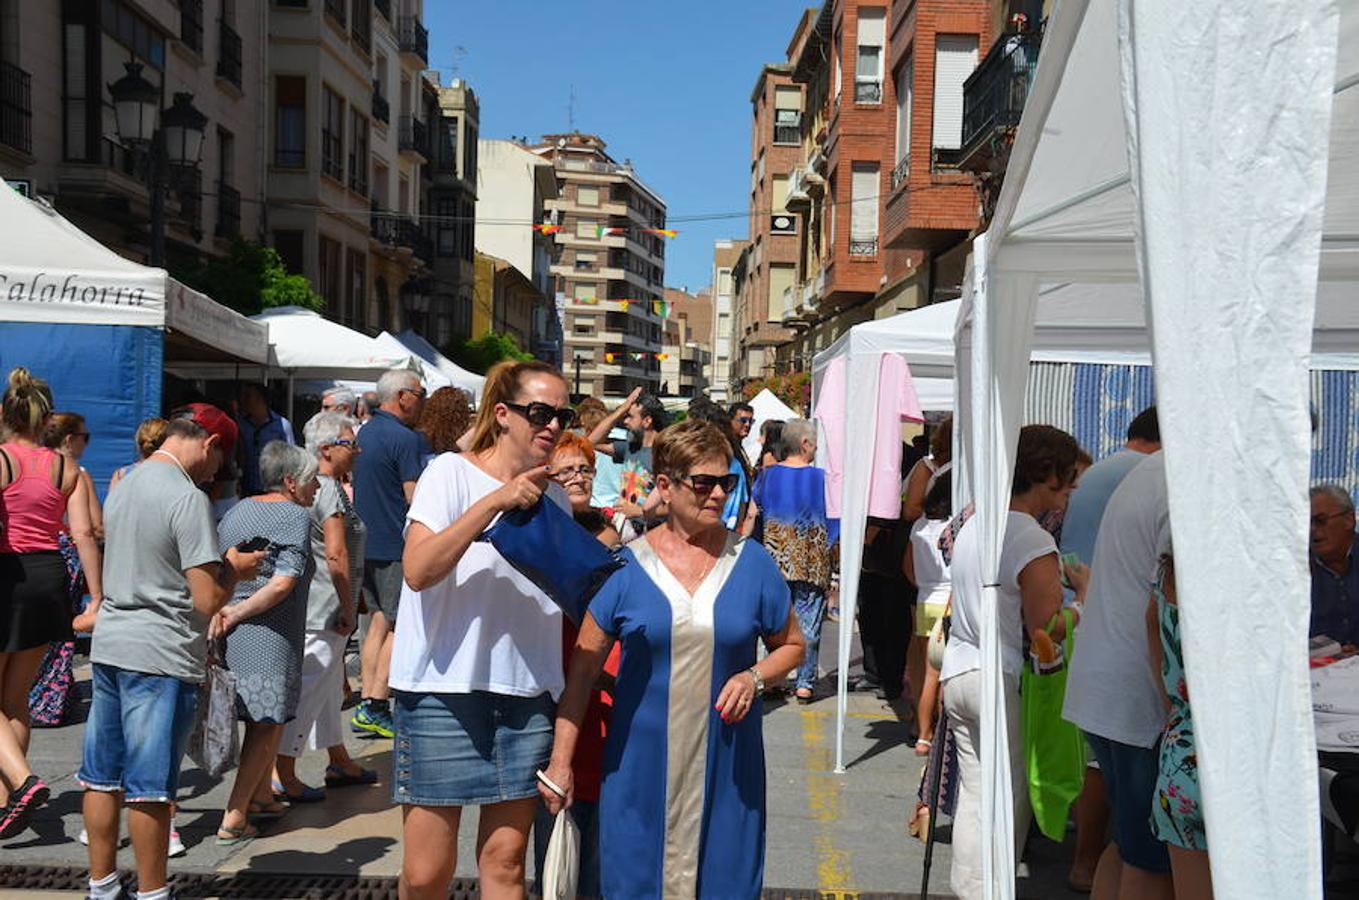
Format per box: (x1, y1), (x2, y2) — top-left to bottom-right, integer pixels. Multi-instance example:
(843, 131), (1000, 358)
(479, 497), (626, 623)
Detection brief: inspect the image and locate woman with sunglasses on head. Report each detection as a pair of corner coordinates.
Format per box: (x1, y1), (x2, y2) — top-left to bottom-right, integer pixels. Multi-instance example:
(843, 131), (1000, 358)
(541, 419), (806, 898)
(395, 360), (577, 900)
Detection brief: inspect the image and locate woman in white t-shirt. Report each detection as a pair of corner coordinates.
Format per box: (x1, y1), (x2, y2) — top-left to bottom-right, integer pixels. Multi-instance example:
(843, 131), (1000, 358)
(940, 425), (1090, 899)
(393, 359), (578, 900)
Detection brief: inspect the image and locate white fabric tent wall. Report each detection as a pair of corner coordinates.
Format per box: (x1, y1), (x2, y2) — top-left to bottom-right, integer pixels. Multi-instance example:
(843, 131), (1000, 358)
(741, 388), (799, 459)
(951, 0), (1349, 896)
(390, 329), (486, 396)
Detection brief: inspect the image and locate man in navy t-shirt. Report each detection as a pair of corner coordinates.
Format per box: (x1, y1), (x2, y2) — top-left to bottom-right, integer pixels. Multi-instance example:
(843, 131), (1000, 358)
(351, 368), (427, 737)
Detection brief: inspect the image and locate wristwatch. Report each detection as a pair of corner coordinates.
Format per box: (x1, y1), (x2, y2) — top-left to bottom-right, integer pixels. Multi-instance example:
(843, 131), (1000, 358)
(747, 666), (765, 693)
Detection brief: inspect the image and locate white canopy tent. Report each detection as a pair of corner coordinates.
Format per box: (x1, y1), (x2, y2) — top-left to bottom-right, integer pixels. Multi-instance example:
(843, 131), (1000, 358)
(950, 1), (1354, 897)
(0, 187), (267, 364)
(741, 388), (799, 459)
(388, 329), (485, 396)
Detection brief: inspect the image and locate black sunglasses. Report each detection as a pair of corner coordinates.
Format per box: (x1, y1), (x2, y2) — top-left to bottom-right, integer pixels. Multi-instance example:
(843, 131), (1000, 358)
(503, 401), (577, 430)
(675, 472), (739, 494)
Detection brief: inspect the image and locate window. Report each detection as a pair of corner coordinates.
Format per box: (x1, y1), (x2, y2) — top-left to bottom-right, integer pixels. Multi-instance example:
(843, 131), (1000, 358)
(577, 185), (599, 207)
(574, 251), (597, 271)
(351, 0), (371, 53)
(573, 283), (597, 301)
(217, 127), (234, 185)
(855, 8), (885, 103)
(345, 248), (367, 329)
(179, 0), (203, 53)
(850, 163), (879, 256)
(756, 149), (765, 183)
(103, 0), (167, 69)
(833, 28), (842, 100)
(321, 87), (344, 181)
(894, 55), (913, 180)
(717, 268), (733, 296)
(318, 236), (343, 316)
(576, 219), (597, 240)
(273, 230), (304, 275)
(933, 35), (980, 151)
(274, 75), (306, 168)
(769, 264), (796, 319)
(464, 124), (477, 181)
(434, 195), (455, 255)
(347, 109), (369, 195)
(773, 86), (801, 144)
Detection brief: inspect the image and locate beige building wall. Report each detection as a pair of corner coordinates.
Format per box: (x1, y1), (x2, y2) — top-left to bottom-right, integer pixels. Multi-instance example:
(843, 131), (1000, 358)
(0, 0), (265, 268)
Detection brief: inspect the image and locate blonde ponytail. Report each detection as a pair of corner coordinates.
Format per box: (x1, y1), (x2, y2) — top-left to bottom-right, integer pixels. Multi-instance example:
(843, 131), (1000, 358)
(2, 367), (54, 439)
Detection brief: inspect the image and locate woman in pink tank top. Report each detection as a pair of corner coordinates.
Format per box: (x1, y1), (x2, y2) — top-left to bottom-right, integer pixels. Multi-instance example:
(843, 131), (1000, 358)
(0, 368), (103, 839)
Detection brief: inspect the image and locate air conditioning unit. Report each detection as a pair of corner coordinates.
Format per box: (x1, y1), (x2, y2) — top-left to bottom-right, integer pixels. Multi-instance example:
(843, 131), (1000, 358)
(785, 168), (811, 210)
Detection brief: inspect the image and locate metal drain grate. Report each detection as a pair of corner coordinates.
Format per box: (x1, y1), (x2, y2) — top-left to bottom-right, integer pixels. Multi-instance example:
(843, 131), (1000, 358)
(0, 866), (950, 899)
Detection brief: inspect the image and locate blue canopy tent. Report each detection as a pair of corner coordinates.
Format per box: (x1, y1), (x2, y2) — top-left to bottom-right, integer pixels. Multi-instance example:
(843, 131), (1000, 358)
(0, 186), (268, 497)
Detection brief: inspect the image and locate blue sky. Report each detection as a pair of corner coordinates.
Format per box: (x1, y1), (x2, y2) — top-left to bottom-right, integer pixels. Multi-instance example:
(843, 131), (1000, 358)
(425, 1), (813, 293)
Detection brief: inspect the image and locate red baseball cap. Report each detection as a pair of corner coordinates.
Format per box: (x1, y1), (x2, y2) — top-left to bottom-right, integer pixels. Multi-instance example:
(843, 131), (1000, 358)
(173, 402), (238, 456)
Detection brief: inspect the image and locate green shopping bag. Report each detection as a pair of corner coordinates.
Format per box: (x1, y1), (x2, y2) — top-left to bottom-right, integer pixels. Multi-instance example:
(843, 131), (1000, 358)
(1021, 608), (1085, 841)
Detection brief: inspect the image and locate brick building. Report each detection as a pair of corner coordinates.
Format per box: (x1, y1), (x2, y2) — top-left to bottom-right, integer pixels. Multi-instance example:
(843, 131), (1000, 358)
(756, 0), (989, 379)
(730, 63), (802, 385)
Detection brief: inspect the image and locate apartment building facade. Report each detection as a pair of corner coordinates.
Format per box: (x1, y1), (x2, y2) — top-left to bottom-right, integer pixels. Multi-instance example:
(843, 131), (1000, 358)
(0, 1), (265, 272)
(730, 64), (803, 386)
(535, 132), (668, 399)
(758, 0), (987, 381)
(476, 138), (561, 364)
(267, 0), (431, 338)
(709, 238), (748, 404)
(419, 78), (478, 346)
(659, 307), (711, 400)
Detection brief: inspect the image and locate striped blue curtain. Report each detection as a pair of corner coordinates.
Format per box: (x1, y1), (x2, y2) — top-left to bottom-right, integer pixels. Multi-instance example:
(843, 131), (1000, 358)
(1022, 362), (1356, 498)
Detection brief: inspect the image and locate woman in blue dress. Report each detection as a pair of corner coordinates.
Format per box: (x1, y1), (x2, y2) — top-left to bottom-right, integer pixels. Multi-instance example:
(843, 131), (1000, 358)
(541, 419), (806, 898)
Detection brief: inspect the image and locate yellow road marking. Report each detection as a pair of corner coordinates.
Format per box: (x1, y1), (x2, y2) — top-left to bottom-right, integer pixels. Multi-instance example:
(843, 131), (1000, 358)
(799, 708), (857, 893)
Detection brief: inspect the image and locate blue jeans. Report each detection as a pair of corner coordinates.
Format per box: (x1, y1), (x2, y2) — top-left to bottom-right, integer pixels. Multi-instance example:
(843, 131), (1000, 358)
(78, 664), (199, 804)
(790, 581), (827, 691)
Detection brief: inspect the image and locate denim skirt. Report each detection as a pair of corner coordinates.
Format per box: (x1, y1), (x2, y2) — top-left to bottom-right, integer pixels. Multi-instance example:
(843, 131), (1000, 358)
(392, 690), (555, 806)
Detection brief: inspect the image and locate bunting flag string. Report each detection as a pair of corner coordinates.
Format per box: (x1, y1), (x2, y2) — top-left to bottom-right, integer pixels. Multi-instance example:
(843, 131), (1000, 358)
(642, 228), (679, 239)
(531, 223), (562, 235)
(531, 224), (682, 239)
(596, 225), (627, 238)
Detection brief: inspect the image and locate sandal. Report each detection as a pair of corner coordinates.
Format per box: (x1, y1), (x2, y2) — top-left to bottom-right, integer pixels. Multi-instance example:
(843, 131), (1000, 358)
(271, 781), (326, 803)
(794, 689), (814, 705)
(324, 765), (379, 788)
(216, 823), (260, 846)
(248, 800), (287, 819)
(914, 738), (933, 757)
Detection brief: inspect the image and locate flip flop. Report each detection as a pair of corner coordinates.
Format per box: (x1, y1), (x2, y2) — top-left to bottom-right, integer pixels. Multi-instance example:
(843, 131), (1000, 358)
(216, 823), (260, 846)
(324, 765), (379, 788)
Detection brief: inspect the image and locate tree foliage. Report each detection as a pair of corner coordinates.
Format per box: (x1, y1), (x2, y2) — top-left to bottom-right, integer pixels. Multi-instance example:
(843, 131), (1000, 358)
(174, 239), (323, 316)
(444, 331), (533, 374)
(743, 371), (811, 413)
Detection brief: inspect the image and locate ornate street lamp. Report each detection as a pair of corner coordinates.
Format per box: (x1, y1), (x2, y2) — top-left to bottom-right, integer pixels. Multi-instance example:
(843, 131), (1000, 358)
(107, 62), (208, 266)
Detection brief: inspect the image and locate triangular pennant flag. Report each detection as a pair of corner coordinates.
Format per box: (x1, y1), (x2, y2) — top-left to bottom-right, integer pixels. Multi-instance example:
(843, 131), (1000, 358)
(596, 225), (626, 238)
(579, 296), (598, 305)
(632, 352), (645, 362)
(605, 352), (616, 363)
(532, 223), (562, 235)
(644, 228), (679, 239)
(657, 352), (669, 361)
(619, 300), (629, 311)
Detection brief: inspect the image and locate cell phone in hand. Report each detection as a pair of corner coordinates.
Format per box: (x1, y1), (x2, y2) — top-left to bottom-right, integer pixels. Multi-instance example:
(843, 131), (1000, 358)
(236, 535), (270, 553)
(1059, 552), (1081, 588)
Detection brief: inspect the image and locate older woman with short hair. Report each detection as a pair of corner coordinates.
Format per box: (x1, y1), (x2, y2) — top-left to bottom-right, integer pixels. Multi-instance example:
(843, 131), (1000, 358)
(272, 412), (376, 802)
(213, 441), (319, 844)
(542, 419), (806, 898)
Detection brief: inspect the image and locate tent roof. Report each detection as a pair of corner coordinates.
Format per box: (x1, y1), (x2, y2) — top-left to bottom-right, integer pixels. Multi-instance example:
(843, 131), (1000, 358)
(0, 185), (266, 362)
(390, 330), (486, 396)
(992, 0), (1359, 279)
(252, 306), (417, 379)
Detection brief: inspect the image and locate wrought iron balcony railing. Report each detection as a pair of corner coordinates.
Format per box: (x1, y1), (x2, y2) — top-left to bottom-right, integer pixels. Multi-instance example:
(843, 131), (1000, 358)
(399, 16), (428, 62)
(0, 61), (32, 155)
(960, 30), (1042, 162)
(216, 20), (242, 88)
(215, 182), (240, 238)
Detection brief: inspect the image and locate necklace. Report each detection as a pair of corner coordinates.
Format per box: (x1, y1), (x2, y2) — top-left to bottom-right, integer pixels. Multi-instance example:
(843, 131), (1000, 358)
(152, 449), (193, 483)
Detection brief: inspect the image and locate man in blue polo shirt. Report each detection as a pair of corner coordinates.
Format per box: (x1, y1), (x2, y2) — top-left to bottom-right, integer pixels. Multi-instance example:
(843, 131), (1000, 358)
(237, 382), (296, 496)
(351, 368), (427, 737)
(1310, 484), (1359, 647)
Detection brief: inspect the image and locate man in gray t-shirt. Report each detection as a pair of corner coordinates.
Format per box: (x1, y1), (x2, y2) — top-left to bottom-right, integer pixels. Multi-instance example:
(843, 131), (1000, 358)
(79, 406), (262, 900)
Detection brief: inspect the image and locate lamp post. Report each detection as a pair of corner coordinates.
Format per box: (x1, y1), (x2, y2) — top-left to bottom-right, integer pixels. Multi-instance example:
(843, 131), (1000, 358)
(573, 353), (583, 398)
(107, 62), (207, 267)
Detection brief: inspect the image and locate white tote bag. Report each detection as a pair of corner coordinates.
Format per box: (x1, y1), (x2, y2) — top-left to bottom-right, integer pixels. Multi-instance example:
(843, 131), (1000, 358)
(536, 770), (580, 900)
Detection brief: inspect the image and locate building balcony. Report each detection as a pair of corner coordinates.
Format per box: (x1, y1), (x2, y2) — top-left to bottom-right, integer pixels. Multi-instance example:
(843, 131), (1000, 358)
(215, 182), (240, 239)
(372, 84), (390, 125)
(959, 30), (1042, 174)
(324, 0), (346, 28)
(399, 15), (428, 64)
(375, 0), (391, 21)
(0, 61), (32, 156)
(399, 115), (427, 159)
(849, 238), (878, 258)
(371, 208), (432, 262)
(216, 20), (242, 89)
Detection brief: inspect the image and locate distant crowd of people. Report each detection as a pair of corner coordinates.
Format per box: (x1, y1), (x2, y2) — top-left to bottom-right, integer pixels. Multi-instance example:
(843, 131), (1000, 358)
(0, 359), (1347, 900)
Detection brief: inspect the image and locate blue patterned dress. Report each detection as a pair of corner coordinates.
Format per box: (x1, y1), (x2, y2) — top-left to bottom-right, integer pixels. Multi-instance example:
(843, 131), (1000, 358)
(1150, 559), (1205, 849)
(588, 533), (791, 898)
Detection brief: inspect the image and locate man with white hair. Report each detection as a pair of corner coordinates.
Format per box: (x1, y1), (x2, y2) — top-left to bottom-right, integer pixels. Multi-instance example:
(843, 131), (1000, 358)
(321, 387), (357, 416)
(351, 369), (426, 738)
(1310, 483), (1359, 647)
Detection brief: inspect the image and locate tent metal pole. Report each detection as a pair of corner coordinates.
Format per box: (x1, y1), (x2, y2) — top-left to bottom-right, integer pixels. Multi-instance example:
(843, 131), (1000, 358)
(287, 373), (295, 421)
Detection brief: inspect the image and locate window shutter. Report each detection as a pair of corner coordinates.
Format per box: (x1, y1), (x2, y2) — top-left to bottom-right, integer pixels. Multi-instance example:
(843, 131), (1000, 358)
(850, 164), (879, 239)
(932, 35), (979, 150)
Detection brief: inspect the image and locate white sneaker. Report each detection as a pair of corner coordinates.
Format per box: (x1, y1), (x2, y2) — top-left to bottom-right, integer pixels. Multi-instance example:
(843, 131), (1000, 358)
(167, 826), (186, 857)
(78, 827), (88, 845)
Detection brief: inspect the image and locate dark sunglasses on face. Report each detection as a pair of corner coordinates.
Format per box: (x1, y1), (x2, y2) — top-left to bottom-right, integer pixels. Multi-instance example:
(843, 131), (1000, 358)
(735, 416), (754, 425)
(675, 472), (740, 494)
(503, 401), (577, 430)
